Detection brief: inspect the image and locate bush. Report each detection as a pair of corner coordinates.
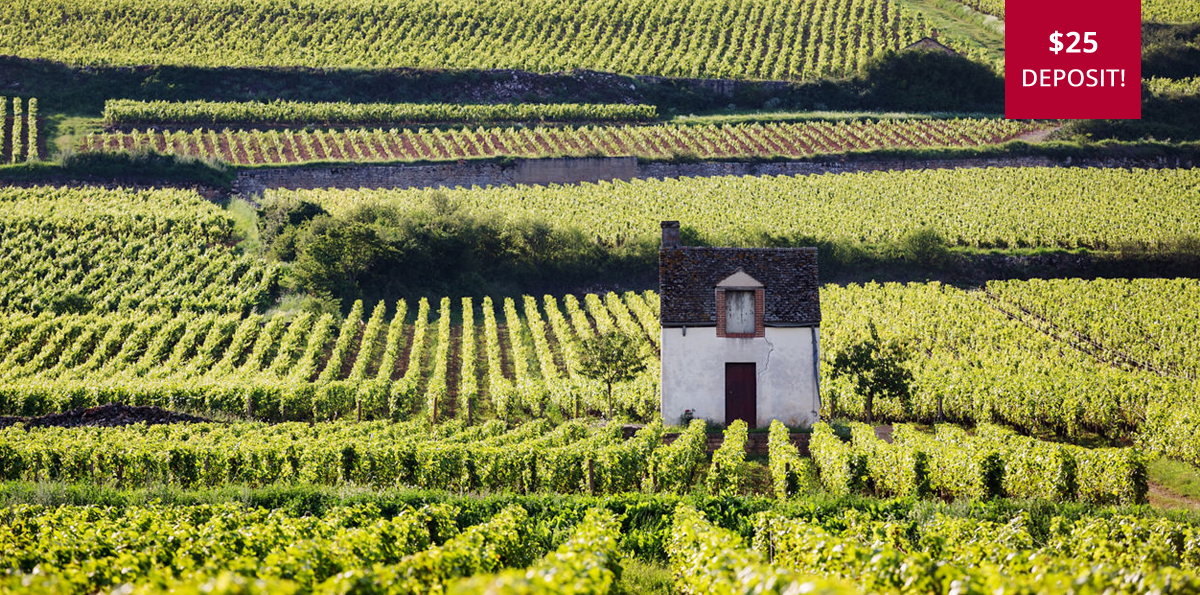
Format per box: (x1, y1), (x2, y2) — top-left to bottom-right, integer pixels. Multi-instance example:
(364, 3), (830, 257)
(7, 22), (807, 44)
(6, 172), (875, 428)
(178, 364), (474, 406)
(280, 385), (317, 421)
(60, 150), (233, 188)
(828, 324), (913, 423)
(860, 50), (1004, 111)
(259, 196), (327, 247)
(269, 193), (644, 305)
(896, 227), (950, 265)
(1142, 23), (1200, 80)
(314, 382), (356, 421)
(768, 420), (814, 499)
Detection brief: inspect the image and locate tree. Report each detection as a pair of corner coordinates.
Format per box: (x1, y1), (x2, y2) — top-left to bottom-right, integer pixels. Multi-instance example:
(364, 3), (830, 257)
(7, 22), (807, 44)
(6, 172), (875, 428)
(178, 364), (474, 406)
(577, 331), (647, 419)
(291, 218), (392, 299)
(829, 322), (913, 423)
(862, 49), (1004, 111)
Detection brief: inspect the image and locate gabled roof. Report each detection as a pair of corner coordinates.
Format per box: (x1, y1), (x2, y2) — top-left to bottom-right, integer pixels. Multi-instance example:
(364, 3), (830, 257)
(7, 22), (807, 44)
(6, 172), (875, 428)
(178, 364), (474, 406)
(659, 245), (821, 326)
(716, 269), (763, 289)
(902, 37), (958, 55)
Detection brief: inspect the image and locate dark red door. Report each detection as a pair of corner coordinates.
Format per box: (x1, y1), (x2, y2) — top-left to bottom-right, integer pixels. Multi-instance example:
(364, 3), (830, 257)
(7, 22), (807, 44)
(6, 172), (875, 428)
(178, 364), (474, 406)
(725, 363), (756, 428)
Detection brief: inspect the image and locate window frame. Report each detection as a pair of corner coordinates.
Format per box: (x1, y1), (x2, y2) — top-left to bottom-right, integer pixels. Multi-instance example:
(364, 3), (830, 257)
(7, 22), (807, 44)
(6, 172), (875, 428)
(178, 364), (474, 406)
(716, 287), (764, 338)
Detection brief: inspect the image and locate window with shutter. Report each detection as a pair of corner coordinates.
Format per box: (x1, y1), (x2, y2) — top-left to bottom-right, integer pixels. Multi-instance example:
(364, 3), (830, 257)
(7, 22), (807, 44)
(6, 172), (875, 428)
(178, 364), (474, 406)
(725, 290), (755, 334)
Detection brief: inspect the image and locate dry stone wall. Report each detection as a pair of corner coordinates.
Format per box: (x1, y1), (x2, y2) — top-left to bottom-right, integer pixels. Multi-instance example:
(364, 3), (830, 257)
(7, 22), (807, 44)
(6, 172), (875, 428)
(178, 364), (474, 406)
(232, 155), (1197, 196)
(232, 157), (639, 195)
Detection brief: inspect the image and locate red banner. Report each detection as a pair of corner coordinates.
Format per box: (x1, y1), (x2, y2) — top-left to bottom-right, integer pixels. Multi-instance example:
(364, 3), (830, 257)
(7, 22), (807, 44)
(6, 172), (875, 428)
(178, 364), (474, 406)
(1005, 0), (1141, 119)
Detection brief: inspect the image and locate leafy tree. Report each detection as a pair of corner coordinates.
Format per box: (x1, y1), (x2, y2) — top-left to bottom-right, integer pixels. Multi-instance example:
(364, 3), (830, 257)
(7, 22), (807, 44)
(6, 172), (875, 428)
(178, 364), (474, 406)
(261, 193), (631, 305)
(291, 219), (393, 299)
(577, 331), (647, 419)
(829, 322), (913, 423)
(862, 49), (1003, 111)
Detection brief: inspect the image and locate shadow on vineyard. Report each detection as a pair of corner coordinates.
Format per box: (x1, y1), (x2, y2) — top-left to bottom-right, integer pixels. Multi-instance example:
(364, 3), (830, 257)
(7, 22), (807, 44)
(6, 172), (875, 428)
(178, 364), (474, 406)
(0, 151), (233, 190)
(259, 193), (658, 309)
(259, 199), (1200, 311)
(0, 51), (1005, 119)
(1060, 23), (1200, 142)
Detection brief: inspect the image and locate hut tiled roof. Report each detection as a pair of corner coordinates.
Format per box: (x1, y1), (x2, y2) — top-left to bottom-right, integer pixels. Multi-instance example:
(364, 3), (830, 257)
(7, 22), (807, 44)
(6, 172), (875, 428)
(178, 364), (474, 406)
(658, 223), (820, 326)
(902, 37), (958, 55)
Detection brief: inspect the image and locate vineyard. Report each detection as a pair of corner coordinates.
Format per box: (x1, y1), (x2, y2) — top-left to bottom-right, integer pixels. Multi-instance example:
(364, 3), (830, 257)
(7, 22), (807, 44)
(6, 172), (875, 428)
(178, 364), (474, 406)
(1, 270), (1198, 471)
(1142, 0), (1200, 22)
(0, 413), (1150, 501)
(805, 421), (1147, 503)
(1146, 76), (1200, 97)
(1, 183), (1198, 594)
(0, 187), (278, 314)
(0, 291), (662, 422)
(0, 501), (623, 594)
(0, 0), (1198, 587)
(957, 0), (1200, 22)
(3, 183), (1199, 465)
(281, 167), (1200, 250)
(818, 280), (1200, 455)
(733, 506), (1200, 593)
(0, 419), (688, 494)
(102, 100), (659, 128)
(78, 118), (1039, 165)
(986, 278), (1200, 380)
(952, 0), (1003, 18)
(0, 97), (39, 163)
(0, 492), (1197, 594)
(0, 0), (932, 79)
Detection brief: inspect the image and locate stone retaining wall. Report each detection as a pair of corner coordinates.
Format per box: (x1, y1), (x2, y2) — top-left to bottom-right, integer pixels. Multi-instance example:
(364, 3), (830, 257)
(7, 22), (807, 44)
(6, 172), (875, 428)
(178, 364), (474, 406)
(232, 157), (639, 195)
(233, 154), (1197, 196)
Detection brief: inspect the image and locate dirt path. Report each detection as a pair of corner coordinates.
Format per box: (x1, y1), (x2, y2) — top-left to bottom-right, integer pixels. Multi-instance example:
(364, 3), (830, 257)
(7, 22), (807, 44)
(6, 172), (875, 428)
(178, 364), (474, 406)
(0, 403), (210, 428)
(1017, 125), (1063, 143)
(890, 0), (1005, 62)
(1149, 482), (1200, 511)
(875, 424), (895, 443)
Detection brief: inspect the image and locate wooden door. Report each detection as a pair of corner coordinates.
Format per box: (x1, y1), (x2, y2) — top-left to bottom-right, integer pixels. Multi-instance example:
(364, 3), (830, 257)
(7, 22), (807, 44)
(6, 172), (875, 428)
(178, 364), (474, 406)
(724, 362), (756, 427)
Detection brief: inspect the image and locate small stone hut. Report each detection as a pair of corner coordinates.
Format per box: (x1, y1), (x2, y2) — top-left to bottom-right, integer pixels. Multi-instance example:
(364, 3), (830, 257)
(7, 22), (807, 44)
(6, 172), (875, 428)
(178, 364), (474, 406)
(658, 221), (821, 428)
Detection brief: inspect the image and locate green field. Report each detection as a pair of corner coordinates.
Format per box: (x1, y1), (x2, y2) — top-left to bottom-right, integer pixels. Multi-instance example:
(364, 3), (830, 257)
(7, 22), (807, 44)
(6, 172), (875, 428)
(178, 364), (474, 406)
(952, 0), (1200, 22)
(1143, 0), (1200, 22)
(284, 167), (1200, 249)
(0, 0), (931, 80)
(80, 118), (1039, 165)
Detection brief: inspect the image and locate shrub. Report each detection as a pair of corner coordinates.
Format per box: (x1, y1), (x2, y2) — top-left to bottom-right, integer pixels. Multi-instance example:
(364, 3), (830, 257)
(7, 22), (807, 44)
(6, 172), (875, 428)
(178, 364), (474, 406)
(897, 227), (950, 266)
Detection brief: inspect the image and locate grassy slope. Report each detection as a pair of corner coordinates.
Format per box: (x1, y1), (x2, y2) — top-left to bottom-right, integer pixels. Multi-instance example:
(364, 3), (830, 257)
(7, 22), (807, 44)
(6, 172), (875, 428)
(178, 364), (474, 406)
(618, 559), (674, 595)
(890, 0), (1005, 63)
(1149, 458), (1200, 510)
(41, 115), (103, 161)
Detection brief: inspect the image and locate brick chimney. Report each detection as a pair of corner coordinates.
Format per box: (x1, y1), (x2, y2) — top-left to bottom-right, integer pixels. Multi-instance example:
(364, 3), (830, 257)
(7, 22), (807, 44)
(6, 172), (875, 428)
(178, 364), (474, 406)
(661, 221), (681, 248)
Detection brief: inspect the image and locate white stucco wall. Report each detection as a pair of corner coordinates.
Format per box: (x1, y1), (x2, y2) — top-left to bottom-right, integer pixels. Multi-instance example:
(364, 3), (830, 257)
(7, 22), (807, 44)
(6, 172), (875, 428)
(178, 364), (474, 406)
(660, 326), (820, 428)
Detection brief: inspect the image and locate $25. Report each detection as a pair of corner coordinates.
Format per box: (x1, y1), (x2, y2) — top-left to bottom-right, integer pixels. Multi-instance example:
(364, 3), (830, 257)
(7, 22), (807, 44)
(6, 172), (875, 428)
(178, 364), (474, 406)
(1049, 31), (1098, 55)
